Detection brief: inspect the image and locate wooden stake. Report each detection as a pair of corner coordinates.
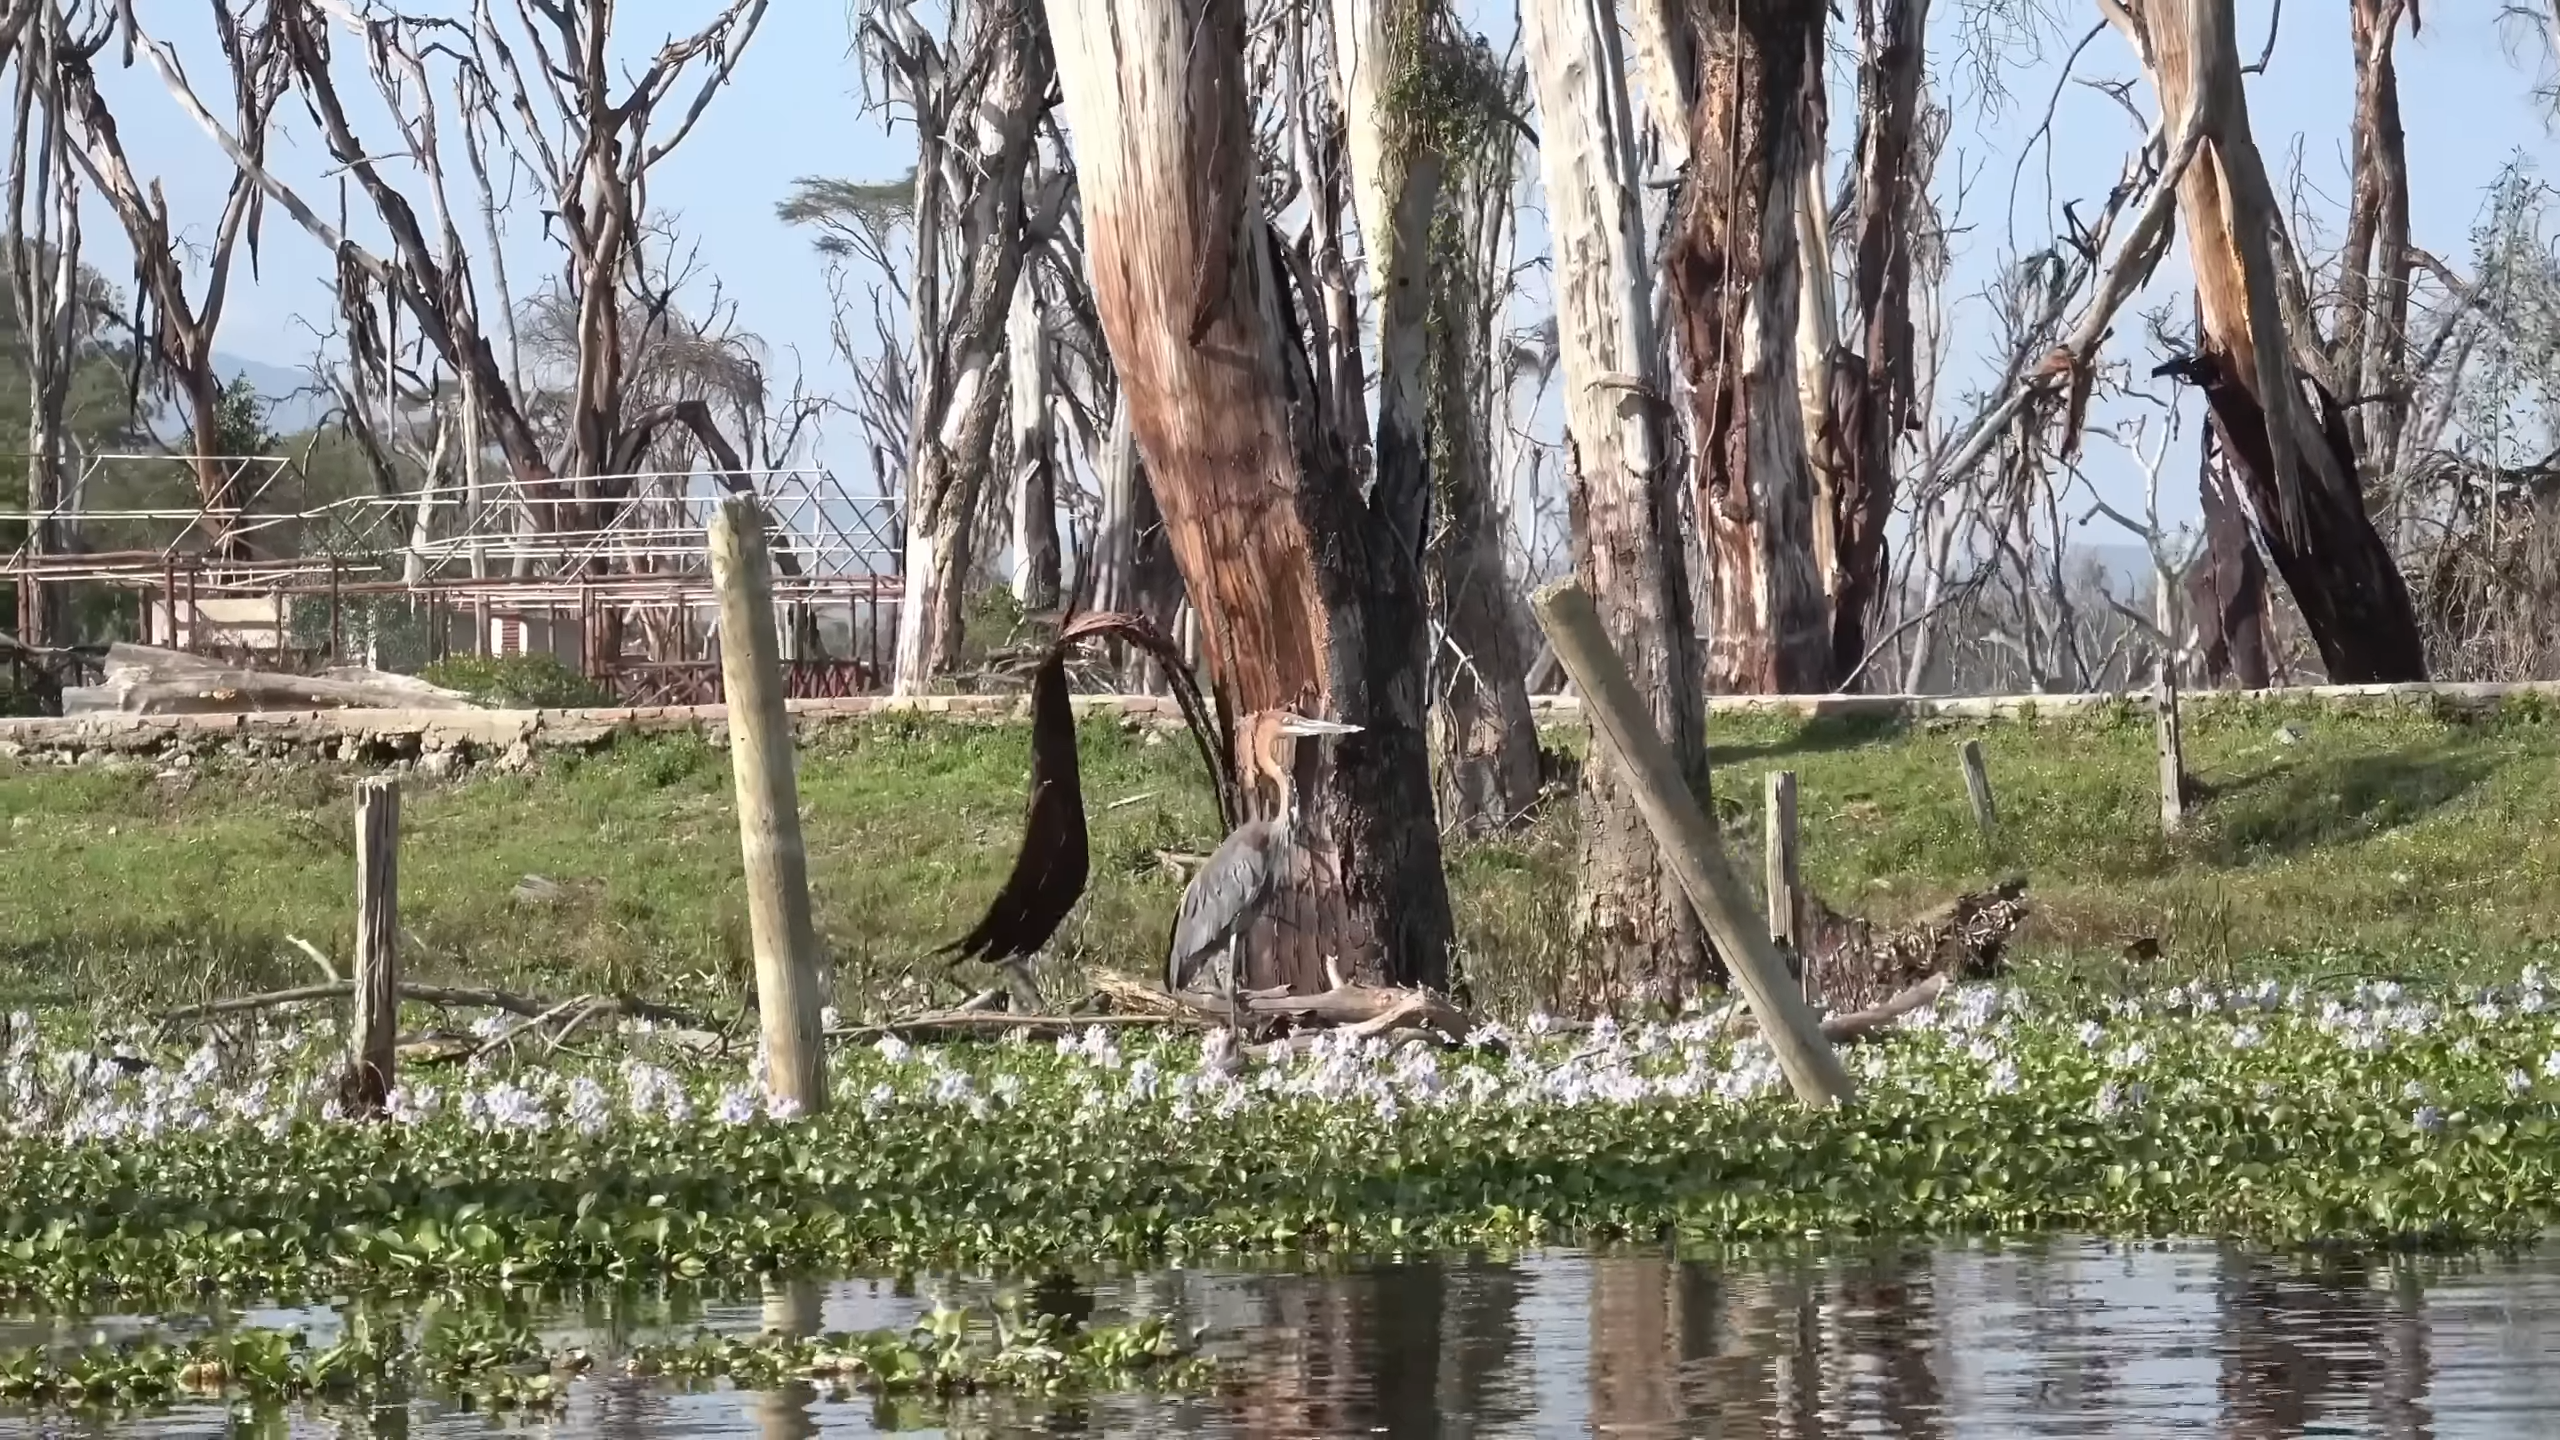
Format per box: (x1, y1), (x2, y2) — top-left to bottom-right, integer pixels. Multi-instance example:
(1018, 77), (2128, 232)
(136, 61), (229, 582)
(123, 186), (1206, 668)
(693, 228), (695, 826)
(1530, 581), (1853, 1107)
(348, 776), (400, 1116)
(709, 497), (829, 1115)
(1957, 739), (1996, 836)
(1764, 769), (1802, 994)
(2155, 664), (2187, 836)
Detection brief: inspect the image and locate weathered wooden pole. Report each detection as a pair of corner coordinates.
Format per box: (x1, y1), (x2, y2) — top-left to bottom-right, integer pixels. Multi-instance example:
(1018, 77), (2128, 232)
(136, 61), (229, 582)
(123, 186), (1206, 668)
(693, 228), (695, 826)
(1957, 739), (1997, 836)
(2155, 664), (2188, 837)
(1764, 769), (1803, 993)
(1531, 581), (1853, 1106)
(709, 497), (829, 1115)
(348, 775), (400, 1115)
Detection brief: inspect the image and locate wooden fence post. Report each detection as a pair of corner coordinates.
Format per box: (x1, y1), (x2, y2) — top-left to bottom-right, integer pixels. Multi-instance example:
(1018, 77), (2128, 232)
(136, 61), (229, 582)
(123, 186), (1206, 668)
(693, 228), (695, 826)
(348, 775), (400, 1115)
(1764, 769), (1802, 993)
(1530, 581), (1853, 1107)
(2155, 665), (2188, 837)
(1957, 739), (1996, 836)
(709, 496), (829, 1115)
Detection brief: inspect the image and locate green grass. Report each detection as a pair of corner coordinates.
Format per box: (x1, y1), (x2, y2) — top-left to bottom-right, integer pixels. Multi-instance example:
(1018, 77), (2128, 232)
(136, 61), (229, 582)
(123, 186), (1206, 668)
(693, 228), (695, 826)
(3, 697), (2557, 1019)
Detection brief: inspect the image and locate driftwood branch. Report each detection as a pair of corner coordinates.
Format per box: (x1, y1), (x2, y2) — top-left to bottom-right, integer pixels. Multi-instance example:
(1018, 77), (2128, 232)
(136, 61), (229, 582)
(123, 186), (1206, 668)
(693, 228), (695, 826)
(159, 981), (704, 1030)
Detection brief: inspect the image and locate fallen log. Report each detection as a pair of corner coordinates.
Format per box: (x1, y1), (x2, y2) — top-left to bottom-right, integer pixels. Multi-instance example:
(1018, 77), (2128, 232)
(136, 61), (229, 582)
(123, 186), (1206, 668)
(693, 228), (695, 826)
(1799, 875), (2031, 1012)
(62, 643), (481, 716)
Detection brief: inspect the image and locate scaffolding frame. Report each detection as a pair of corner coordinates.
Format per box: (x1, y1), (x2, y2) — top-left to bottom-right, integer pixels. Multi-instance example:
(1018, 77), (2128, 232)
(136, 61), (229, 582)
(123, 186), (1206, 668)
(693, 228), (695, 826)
(0, 455), (908, 701)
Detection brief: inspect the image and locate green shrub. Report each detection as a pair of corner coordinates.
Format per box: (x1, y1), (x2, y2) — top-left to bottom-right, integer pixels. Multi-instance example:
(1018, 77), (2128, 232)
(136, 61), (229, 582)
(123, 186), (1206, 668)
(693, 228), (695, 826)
(419, 654), (613, 709)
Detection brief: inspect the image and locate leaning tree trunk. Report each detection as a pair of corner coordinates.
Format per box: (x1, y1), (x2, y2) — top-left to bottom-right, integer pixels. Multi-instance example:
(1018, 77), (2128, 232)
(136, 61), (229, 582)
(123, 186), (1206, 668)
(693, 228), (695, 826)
(2110, 0), (2426, 683)
(1521, 0), (1715, 1006)
(1829, 0), (1929, 683)
(1045, 0), (1454, 990)
(1664, 0), (1834, 694)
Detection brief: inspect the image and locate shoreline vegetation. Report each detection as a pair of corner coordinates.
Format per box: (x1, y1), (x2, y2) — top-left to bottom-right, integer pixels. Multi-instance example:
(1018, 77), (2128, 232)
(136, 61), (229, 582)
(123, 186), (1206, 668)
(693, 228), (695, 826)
(0, 705), (2555, 1347)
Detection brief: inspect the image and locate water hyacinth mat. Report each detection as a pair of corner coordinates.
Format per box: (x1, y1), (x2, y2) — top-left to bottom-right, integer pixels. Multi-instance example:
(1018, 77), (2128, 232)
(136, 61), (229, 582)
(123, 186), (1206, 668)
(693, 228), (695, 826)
(8, 971), (2560, 1300)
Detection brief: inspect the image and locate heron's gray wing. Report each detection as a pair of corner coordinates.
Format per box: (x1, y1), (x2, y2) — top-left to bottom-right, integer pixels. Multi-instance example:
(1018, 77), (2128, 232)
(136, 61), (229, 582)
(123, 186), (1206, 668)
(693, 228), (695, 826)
(1167, 821), (1278, 992)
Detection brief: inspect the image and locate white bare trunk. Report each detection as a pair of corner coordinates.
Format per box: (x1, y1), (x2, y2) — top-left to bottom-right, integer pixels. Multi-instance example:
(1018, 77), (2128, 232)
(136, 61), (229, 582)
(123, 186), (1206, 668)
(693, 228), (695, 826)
(1795, 144), (1841, 600)
(1006, 267), (1058, 608)
(1088, 392), (1139, 613)
(1521, 0), (1712, 995)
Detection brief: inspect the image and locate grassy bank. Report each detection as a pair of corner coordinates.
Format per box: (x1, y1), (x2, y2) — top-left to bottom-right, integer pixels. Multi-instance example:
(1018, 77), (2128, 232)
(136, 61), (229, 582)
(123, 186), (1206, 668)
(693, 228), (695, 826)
(1, 698), (2556, 1017)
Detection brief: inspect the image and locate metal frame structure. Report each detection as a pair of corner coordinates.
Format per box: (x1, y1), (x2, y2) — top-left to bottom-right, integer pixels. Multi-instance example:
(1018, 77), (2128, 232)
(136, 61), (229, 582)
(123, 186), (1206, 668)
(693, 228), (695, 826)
(0, 455), (907, 703)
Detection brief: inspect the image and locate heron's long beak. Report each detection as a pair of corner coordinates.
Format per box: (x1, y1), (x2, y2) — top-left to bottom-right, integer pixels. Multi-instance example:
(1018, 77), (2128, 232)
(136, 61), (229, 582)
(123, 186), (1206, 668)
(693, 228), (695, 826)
(1277, 716), (1363, 737)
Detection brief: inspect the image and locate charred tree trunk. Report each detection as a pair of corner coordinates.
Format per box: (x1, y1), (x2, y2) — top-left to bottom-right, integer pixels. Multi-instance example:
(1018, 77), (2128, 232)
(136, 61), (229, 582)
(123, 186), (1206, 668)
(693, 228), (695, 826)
(2111, 0), (2426, 683)
(1047, 0), (1453, 989)
(2188, 430), (2273, 688)
(1830, 0), (1928, 683)
(1522, 0), (1716, 1005)
(1664, 0), (1833, 694)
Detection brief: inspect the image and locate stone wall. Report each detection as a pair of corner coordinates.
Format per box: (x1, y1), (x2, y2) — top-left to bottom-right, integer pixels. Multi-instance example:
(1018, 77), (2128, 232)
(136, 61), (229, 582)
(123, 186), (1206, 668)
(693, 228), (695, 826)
(2, 680), (2554, 775)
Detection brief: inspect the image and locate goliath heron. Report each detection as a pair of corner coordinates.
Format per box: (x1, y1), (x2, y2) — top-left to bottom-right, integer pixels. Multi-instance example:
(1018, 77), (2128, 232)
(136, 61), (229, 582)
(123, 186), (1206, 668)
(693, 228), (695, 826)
(1166, 707), (1362, 1030)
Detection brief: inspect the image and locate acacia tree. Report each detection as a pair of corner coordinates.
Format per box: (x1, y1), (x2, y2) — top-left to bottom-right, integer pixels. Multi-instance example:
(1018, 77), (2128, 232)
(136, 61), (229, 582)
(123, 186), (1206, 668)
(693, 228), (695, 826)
(2102, 0), (2426, 683)
(1042, 0), (1454, 988)
(1520, 0), (1712, 1004)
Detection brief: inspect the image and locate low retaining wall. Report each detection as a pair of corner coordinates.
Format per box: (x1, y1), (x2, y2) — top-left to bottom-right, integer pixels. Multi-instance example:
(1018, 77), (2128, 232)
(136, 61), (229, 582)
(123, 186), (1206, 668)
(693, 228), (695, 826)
(1, 679), (2552, 774)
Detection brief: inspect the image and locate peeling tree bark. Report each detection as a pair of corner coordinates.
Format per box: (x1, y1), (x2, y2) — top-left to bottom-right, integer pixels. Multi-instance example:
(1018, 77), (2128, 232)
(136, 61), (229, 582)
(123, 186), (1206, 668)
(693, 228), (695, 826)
(1521, 0), (1715, 1005)
(1664, 0), (1833, 694)
(2109, 0), (2426, 684)
(1046, 0), (1452, 990)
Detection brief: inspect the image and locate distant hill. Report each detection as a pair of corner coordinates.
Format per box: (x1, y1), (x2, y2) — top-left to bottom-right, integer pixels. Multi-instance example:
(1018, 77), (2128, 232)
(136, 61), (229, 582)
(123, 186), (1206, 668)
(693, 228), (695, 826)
(215, 353), (334, 435)
(140, 352), (335, 441)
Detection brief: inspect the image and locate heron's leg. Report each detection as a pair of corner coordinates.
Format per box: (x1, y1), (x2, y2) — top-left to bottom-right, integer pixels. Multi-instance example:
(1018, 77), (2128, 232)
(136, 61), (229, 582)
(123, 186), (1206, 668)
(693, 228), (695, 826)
(1000, 957), (1046, 1014)
(1225, 934), (1243, 1034)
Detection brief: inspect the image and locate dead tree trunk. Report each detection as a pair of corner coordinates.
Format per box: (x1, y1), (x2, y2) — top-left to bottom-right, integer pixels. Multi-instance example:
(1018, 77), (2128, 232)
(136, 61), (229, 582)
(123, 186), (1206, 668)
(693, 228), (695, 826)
(58, 4), (285, 558)
(1829, 0), (1929, 682)
(890, 0), (1051, 692)
(1423, 57), (1542, 836)
(2331, 0), (2416, 482)
(1664, 0), (1834, 694)
(1521, 0), (1716, 1005)
(1046, 0), (1454, 989)
(7, 0), (78, 647)
(2110, 0), (2426, 683)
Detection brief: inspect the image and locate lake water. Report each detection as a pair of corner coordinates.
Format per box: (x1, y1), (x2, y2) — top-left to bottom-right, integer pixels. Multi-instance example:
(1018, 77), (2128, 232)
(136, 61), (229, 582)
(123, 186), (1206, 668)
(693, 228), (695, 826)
(7, 1235), (2560, 1437)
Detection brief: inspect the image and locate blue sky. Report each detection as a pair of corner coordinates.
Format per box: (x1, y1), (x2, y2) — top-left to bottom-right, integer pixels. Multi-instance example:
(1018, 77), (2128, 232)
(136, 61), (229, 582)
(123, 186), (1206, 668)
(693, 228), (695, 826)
(71, 1), (2560, 548)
